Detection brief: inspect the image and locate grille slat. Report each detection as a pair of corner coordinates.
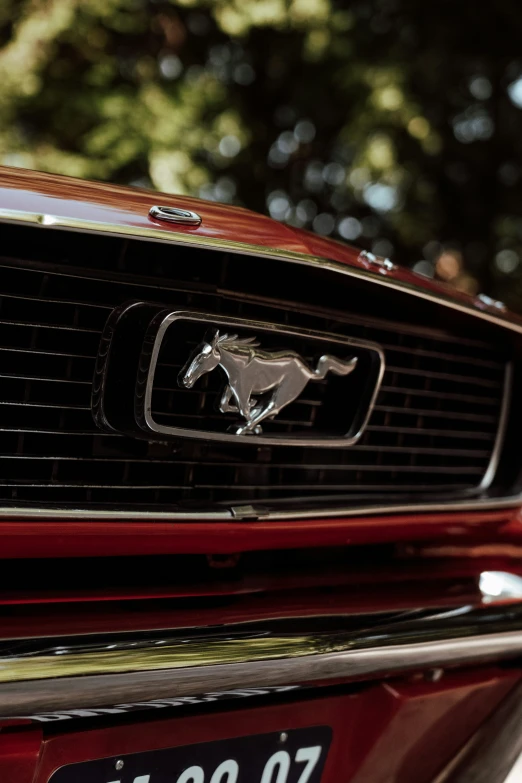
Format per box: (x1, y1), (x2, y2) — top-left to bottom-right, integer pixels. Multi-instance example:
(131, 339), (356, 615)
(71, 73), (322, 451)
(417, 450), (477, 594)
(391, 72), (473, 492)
(0, 320), (101, 333)
(372, 405), (498, 423)
(374, 343), (504, 370)
(0, 374), (92, 386)
(0, 346), (96, 359)
(379, 386), (499, 405)
(0, 428), (118, 436)
(0, 449), (490, 463)
(366, 425), (495, 441)
(0, 404), (498, 440)
(385, 365), (501, 389)
(0, 222), (511, 511)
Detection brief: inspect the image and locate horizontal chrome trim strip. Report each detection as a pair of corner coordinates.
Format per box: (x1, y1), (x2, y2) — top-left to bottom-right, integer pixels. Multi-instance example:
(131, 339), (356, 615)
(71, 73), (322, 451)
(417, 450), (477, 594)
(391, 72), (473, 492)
(0, 208), (519, 520)
(1, 207), (522, 335)
(2, 605), (522, 716)
(0, 493), (519, 520)
(4, 632), (522, 718)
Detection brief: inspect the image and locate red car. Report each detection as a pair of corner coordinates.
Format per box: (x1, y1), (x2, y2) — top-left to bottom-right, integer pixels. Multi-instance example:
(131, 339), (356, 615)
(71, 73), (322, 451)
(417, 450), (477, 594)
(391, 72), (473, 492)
(0, 165), (521, 783)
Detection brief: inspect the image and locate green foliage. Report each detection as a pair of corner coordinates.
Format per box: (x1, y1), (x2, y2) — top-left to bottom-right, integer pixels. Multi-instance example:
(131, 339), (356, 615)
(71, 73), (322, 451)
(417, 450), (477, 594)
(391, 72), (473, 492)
(3, 0), (522, 309)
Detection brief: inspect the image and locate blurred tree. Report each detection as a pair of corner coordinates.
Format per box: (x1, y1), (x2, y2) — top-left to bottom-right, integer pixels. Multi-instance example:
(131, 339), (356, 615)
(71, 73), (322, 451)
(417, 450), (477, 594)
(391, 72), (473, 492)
(2, 0), (522, 310)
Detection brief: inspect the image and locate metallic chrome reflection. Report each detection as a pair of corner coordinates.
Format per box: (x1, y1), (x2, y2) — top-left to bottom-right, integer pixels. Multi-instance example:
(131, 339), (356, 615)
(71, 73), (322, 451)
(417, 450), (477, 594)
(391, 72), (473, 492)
(480, 571), (522, 603)
(1, 604), (522, 717)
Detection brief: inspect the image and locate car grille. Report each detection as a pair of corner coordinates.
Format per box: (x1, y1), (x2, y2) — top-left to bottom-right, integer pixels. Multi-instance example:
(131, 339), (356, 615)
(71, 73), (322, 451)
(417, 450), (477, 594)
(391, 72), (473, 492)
(0, 222), (511, 513)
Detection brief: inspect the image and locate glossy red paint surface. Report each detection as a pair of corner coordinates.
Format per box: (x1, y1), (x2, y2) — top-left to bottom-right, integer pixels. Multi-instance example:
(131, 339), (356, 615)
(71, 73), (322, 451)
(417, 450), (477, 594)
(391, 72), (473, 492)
(0, 553), (488, 605)
(9, 537), (522, 641)
(12, 669), (513, 783)
(0, 579), (481, 640)
(0, 553), (487, 639)
(0, 509), (515, 559)
(0, 166), (308, 253)
(0, 726), (42, 783)
(299, 228), (510, 314)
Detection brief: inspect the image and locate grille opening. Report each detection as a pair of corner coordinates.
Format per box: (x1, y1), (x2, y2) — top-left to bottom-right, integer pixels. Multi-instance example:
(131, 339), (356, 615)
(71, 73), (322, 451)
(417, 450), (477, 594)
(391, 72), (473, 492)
(0, 220), (514, 513)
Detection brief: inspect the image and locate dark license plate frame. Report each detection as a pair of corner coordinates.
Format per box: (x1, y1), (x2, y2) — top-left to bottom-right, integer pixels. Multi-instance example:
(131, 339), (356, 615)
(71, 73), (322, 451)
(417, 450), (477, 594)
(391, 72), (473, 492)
(48, 726), (332, 783)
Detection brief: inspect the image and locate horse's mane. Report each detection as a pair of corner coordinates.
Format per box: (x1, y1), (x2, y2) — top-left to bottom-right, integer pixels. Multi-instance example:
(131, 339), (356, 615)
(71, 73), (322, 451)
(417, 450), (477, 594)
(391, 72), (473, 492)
(217, 333), (261, 349)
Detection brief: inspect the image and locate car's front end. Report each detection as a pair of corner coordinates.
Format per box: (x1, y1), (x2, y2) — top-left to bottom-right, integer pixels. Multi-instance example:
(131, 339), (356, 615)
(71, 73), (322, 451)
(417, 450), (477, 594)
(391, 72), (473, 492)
(1, 165), (522, 783)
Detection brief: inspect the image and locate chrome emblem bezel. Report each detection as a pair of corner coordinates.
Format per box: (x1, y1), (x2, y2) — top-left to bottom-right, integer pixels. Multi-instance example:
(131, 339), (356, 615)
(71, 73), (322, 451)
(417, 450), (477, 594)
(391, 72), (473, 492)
(140, 311), (384, 447)
(93, 305), (385, 448)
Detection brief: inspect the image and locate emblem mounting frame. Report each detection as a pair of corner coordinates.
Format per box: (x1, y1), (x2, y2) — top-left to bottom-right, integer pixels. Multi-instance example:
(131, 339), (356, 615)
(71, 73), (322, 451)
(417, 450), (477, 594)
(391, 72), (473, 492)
(93, 305), (385, 448)
(138, 310), (385, 447)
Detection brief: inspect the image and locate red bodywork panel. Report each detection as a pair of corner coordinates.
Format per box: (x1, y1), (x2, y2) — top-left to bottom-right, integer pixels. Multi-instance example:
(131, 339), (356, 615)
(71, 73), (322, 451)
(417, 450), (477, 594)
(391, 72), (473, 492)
(0, 549), (496, 639)
(0, 166), (308, 253)
(0, 509), (517, 559)
(0, 669), (515, 783)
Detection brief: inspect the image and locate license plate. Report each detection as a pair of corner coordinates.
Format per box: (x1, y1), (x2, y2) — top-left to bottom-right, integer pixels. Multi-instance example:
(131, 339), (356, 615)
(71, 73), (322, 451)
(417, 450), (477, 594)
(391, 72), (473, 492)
(48, 726), (332, 783)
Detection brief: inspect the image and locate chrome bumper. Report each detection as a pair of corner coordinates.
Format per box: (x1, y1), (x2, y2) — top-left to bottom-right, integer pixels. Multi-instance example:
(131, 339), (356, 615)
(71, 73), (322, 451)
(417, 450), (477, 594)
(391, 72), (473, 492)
(2, 603), (522, 718)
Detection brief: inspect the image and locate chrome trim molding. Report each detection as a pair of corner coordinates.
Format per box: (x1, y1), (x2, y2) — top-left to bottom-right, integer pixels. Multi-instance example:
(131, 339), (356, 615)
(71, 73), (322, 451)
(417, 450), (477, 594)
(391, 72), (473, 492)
(480, 571), (522, 603)
(480, 361), (513, 491)
(142, 311), (384, 447)
(149, 205), (202, 226)
(0, 493), (521, 520)
(358, 249), (397, 272)
(3, 633), (522, 717)
(1, 207), (522, 335)
(1, 606), (522, 716)
(475, 292), (508, 314)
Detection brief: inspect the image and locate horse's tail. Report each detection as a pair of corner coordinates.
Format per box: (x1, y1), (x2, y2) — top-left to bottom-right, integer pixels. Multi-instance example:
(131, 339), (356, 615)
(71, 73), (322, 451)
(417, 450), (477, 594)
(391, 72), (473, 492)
(313, 355), (358, 380)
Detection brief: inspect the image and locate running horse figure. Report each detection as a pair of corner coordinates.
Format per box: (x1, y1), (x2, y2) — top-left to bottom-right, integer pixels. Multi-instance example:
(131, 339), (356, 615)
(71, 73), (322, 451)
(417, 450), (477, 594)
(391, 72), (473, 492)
(179, 330), (358, 435)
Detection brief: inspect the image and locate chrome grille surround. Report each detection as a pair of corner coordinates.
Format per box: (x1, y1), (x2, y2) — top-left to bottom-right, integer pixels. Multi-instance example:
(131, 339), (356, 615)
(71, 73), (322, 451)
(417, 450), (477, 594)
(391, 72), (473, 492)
(0, 212), (518, 519)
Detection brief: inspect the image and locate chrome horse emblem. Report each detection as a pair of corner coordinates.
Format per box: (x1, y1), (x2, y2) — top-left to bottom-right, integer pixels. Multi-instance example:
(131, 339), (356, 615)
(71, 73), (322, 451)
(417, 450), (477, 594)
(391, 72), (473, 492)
(180, 330), (358, 435)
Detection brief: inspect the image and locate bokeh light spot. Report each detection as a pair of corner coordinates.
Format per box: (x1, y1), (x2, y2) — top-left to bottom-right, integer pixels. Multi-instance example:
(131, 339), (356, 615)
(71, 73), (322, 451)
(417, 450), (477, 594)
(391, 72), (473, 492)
(363, 182), (399, 212)
(469, 76), (492, 100)
(338, 216), (362, 240)
(407, 116), (430, 140)
(495, 249), (520, 274)
(436, 250), (462, 281)
(374, 85), (403, 111)
(413, 260), (435, 278)
(159, 54), (182, 80)
(219, 134), (241, 157)
(294, 119), (316, 143)
(508, 77), (522, 109)
(313, 213), (335, 235)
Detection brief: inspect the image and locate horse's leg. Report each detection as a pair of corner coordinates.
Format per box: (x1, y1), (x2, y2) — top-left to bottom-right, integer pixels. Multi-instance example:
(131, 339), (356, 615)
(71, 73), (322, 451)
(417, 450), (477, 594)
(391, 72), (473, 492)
(229, 379), (267, 433)
(219, 385), (239, 414)
(235, 379), (297, 434)
(236, 397), (278, 434)
(229, 379), (254, 421)
(237, 376), (310, 434)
